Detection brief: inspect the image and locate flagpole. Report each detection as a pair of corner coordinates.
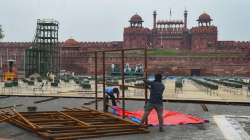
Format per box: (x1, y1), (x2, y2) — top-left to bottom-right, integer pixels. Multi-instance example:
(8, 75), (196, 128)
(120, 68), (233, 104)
(170, 8), (172, 20)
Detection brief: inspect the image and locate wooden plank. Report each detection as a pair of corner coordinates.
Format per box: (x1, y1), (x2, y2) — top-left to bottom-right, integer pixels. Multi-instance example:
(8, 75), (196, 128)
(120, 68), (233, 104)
(0, 115), (16, 123)
(1, 109), (148, 140)
(54, 131), (146, 140)
(47, 125), (141, 133)
(52, 130), (148, 140)
(37, 123), (140, 131)
(61, 111), (102, 118)
(57, 111), (90, 127)
(20, 111), (60, 115)
(0, 112), (33, 129)
(73, 119), (122, 123)
(63, 111), (128, 124)
(37, 122), (140, 131)
(36, 126), (86, 131)
(0, 114), (51, 140)
(45, 128), (147, 138)
(12, 110), (37, 129)
(80, 106), (140, 126)
(35, 121), (77, 125)
(62, 112), (101, 116)
(28, 119), (73, 123)
(89, 124), (139, 127)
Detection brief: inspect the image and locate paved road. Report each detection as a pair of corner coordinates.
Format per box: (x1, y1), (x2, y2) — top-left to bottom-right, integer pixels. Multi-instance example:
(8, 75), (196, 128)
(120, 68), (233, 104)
(1, 97), (250, 140)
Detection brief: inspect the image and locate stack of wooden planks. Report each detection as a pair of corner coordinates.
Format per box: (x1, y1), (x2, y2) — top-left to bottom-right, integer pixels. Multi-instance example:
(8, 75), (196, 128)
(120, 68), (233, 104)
(0, 106), (148, 140)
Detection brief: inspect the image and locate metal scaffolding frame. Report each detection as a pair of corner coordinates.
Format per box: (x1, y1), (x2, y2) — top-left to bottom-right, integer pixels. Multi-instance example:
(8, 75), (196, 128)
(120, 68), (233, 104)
(0, 107), (148, 139)
(93, 48), (148, 119)
(25, 19), (60, 77)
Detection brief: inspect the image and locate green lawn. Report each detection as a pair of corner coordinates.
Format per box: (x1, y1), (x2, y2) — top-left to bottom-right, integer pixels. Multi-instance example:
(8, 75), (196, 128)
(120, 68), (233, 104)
(148, 49), (178, 56)
(148, 49), (242, 57)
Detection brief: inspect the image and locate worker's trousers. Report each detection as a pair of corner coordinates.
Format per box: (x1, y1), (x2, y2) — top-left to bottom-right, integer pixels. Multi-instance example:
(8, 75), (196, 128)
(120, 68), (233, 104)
(104, 94), (116, 112)
(140, 102), (163, 128)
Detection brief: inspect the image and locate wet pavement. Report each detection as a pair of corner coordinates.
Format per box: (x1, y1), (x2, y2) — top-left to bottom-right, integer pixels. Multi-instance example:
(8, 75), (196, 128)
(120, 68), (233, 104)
(1, 96), (250, 140)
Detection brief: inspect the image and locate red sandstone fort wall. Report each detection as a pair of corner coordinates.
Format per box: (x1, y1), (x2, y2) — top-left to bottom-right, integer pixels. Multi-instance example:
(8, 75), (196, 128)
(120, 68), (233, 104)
(75, 56), (250, 76)
(0, 40), (250, 76)
(123, 27), (151, 48)
(191, 26), (218, 52)
(0, 42), (31, 72)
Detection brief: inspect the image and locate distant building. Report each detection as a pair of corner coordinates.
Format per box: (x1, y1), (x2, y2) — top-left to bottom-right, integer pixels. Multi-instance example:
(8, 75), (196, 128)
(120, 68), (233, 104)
(123, 11), (249, 51)
(0, 11), (250, 76)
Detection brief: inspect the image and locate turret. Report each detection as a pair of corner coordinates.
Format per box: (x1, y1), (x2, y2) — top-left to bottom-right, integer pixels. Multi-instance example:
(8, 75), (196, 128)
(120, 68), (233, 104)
(184, 10), (188, 29)
(191, 13), (218, 51)
(129, 14), (143, 28)
(123, 14), (150, 48)
(197, 12), (212, 27)
(153, 11), (157, 29)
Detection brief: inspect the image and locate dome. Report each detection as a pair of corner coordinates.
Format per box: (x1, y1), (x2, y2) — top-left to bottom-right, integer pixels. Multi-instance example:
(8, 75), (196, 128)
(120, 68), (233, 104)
(197, 13), (212, 22)
(129, 14), (143, 23)
(64, 38), (79, 46)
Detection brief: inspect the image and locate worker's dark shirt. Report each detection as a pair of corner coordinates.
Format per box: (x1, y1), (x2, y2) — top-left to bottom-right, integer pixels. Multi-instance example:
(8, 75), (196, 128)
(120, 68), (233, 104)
(145, 80), (165, 105)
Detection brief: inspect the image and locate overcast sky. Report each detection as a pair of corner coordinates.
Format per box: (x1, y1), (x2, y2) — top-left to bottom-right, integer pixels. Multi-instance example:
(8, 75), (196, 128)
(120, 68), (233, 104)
(0, 0), (250, 42)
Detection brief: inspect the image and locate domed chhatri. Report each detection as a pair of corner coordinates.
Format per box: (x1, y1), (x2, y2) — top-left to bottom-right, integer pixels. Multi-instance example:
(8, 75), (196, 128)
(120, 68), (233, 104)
(129, 14), (143, 23)
(197, 13), (212, 22)
(197, 13), (213, 26)
(129, 14), (144, 28)
(64, 38), (79, 46)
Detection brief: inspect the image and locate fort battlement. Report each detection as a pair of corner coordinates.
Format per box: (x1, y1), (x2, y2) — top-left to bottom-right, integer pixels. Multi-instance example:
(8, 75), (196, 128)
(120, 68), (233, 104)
(78, 41), (122, 46)
(124, 27), (151, 34)
(210, 41), (250, 49)
(0, 42), (32, 47)
(191, 26), (217, 34)
(62, 39), (122, 48)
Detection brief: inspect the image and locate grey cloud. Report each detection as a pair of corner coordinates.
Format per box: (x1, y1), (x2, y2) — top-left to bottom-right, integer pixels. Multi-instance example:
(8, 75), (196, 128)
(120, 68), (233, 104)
(0, 0), (249, 42)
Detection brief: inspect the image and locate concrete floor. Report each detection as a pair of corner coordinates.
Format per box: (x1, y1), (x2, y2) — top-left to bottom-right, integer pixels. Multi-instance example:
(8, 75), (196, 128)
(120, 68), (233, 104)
(1, 96), (250, 140)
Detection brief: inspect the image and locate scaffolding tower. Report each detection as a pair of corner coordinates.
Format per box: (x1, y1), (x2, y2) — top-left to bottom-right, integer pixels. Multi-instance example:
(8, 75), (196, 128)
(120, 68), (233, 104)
(25, 19), (60, 77)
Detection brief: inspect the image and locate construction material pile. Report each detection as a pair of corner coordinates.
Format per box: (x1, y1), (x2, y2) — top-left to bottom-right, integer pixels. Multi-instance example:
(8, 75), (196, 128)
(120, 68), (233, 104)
(0, 106), (148, 140)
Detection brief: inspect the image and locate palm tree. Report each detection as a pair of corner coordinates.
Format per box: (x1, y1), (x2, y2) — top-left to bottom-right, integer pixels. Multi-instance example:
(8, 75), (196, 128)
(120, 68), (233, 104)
(0, 25), (4, 40)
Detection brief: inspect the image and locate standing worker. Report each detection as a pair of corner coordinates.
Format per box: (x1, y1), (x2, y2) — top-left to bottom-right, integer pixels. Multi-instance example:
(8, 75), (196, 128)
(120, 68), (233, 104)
(140, 73), (165, 132)
(104, 87), (120, 112)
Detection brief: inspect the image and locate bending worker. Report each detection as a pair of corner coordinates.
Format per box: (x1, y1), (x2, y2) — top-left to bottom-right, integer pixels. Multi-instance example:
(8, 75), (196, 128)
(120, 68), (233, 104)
(104, 87), (120, 112)
(140, 73), (165, 132)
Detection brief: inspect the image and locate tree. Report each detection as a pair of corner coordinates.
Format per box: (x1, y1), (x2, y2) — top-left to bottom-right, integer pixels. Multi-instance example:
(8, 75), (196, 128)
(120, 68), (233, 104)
(0, 25), (4, 40)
